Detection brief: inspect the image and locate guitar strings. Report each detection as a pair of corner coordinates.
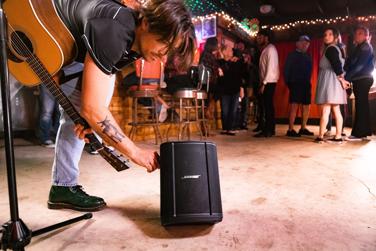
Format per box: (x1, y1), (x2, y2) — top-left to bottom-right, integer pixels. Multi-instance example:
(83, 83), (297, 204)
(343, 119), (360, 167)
(7, 24), (58, 82)
(7, 24), (81, 122)
(7, 24), (33, 57)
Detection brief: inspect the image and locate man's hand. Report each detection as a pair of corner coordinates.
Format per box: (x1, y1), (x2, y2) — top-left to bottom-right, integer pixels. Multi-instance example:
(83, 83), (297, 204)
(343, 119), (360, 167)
(131, 147), (160, 173)
(240, 87), (245, 99)
(218, 68), (224, 77)
(74, 124), (94, 143)
(75, 123), (159, 172)
(259, 84), (265, 94)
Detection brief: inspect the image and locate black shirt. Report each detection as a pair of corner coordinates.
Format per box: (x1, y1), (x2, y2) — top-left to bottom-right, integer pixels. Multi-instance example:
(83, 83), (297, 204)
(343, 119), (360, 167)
(218, 59), (244, 95)
(54, 0), (141, 74)
(284, 50), (312, 84)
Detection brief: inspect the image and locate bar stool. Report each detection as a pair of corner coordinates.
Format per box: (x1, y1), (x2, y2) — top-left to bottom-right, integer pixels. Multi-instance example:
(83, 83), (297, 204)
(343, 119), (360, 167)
(127, 59), (164, 144)
(167, 88), (202, 141)
(195, 65), (210, 138)
(196, 90), (208, 138)
(166, 65), (210, 141)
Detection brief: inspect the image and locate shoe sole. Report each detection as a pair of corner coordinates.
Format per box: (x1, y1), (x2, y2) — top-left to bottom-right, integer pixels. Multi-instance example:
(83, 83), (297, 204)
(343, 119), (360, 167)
(47, 201), (106, 212)
(345, 138), (363, 142)
(314, 139), (325, 144)
(42, 145), (55, 148)
(327, 140), (345, 144)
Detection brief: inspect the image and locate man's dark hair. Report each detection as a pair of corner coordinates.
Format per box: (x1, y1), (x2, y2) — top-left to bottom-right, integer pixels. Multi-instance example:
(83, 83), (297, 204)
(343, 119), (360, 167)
(257, 29), (273, 43)
(202, 37), (218, 54)
(356, 26), (370, 36)
(199, 37), (218, 64)
(140, 0), (196, 70)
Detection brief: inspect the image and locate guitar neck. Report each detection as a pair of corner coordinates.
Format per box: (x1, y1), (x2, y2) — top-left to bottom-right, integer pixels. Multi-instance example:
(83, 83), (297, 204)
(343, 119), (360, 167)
(26, 55), (102, 149)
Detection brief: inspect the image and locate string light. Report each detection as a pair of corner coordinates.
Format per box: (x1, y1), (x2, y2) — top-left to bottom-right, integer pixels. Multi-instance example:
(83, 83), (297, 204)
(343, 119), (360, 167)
(186, 2), (375, 36)
(263, 15), (376, 31)
(185, 0), (243, 18)
(192, 12), (258, 38)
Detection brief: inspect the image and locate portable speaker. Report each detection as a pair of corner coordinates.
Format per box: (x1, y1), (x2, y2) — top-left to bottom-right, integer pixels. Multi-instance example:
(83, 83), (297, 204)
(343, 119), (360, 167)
(160, 141), (223, 226)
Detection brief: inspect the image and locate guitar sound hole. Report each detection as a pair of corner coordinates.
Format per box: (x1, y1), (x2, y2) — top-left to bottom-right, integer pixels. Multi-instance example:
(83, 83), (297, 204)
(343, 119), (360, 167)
(8, 31), (34, 62)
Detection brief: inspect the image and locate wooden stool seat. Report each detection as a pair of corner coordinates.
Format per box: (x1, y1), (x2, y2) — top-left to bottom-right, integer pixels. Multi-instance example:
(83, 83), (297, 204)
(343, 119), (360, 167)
(173, 88), (197, 99)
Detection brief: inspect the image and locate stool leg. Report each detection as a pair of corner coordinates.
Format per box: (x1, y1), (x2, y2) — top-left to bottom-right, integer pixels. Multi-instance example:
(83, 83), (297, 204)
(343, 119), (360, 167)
(201, 100), (208, 139)
(195, 98), (203, 140)
(129, 98), (137, 141)
(178, 98), (183, 141)
(166, 104), (174, 142)
(186, 99), (191, 140)
(165, 100), (173, 142)
(156, 126), (163, 144)
(152, 98), (159, 145)
(129, 126), (135, 141)
(135, 98), (139, 140)
(166, 124), (171, 142)
(128, 98), (133, 139)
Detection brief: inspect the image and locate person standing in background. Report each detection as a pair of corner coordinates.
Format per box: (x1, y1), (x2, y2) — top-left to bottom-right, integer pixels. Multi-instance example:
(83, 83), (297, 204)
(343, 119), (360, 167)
(218, 45), (245, 136)
(250, 47), (262, 132)
(255, 29), (279, 138)
(199, 37), (221, 120)
(233, 42), (249, 130)
(325, 34), (349, 137)
(315, 28), (350, 143)
(344, 26), (375, 141)
(284, 35), (314, 137)
(38, 85), (60, 148)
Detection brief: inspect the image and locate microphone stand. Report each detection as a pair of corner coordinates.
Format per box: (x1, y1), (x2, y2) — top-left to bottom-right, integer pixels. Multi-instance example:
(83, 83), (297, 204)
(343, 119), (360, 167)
(0, 1), (92, 250)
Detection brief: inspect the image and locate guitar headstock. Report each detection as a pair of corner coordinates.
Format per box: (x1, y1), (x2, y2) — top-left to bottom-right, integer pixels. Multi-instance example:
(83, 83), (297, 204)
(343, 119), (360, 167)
(98, 145), (132, 172)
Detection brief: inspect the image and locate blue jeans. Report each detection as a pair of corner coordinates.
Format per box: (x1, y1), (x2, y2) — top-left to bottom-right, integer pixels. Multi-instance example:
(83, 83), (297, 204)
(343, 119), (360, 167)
(38, 85), (60, 143)
(51, 66), (114, 186)
(239, 97), (249, 128)
(221, 94), (239, 131)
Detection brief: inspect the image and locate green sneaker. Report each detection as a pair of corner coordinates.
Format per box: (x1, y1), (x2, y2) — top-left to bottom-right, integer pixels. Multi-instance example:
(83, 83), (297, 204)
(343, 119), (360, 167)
(48, 185), (106, 212)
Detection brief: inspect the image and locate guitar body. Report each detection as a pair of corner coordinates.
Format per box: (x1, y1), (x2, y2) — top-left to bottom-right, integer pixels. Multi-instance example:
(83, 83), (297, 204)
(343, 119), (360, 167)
(4, 0), (77, 86)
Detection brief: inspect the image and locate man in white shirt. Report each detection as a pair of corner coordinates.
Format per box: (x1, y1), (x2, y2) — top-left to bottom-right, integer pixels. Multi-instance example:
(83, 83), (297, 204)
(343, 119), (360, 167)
(255, 29), (280, 137)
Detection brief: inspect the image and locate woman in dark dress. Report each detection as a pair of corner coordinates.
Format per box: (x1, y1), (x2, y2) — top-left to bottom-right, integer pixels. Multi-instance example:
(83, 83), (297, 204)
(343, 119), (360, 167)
(199, 37), (221, 119)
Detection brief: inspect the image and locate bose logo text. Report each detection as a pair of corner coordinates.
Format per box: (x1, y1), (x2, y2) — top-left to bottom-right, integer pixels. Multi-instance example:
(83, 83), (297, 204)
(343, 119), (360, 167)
(181, 175), (201, 180)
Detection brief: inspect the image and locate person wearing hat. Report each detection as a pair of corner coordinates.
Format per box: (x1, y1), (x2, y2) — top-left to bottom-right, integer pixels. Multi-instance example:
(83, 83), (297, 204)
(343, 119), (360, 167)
(284, 35), (314, 137)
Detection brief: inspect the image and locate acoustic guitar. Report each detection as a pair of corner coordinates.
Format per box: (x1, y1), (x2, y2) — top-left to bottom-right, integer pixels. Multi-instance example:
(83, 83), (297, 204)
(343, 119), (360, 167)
(4, 0), (131, 171)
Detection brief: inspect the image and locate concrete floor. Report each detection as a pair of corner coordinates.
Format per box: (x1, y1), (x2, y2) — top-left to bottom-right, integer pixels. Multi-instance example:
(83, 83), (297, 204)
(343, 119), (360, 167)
(1, 125), (376, 251)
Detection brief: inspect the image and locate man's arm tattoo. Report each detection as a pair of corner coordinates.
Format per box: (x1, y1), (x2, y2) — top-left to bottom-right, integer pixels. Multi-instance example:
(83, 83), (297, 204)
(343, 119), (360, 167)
(97, 116), (125, 144)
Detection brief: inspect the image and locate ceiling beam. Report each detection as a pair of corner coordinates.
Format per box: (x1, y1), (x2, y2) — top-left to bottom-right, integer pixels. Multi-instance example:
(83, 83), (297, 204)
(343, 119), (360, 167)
(316, 0), (325, 15)
(345, 0), (351, 16)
